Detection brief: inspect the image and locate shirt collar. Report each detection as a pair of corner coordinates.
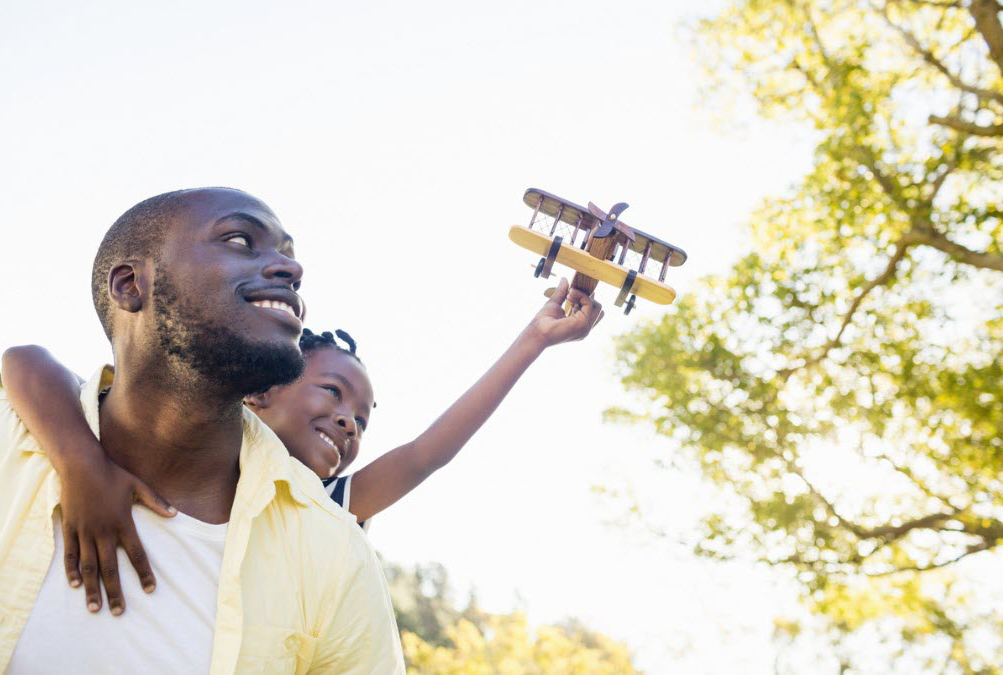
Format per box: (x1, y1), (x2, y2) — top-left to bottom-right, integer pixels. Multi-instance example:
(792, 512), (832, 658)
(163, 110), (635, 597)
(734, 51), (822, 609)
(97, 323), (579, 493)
(237, 408), (311, 510)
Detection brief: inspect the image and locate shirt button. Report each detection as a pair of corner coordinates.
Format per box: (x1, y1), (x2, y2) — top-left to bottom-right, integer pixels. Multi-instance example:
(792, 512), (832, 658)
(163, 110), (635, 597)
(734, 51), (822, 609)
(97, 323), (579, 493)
(285, 635), (298, 652)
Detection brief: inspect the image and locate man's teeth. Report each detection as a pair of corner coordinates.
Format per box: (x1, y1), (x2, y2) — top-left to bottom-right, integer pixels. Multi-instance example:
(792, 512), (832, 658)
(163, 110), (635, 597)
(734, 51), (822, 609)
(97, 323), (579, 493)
(318, 432), (344, 457)
(251, 300), (298, 319)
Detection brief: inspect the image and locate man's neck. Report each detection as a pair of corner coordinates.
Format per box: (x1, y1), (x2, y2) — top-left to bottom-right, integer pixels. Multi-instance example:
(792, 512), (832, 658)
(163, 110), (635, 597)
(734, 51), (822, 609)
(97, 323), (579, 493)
(97, 367), (244, 524)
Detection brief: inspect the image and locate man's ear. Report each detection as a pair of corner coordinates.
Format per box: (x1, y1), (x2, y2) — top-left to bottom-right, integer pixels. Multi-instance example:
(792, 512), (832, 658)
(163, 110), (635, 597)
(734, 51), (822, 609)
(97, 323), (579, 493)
(244, 390), (272, 410)
(108, 261), (147, 314)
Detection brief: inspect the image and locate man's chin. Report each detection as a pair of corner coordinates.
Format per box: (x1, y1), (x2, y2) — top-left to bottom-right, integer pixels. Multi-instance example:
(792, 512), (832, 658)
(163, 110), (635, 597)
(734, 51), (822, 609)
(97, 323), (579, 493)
(166, 329), (304, 396)
(151, 273), (304, 396)
(229, 339), (305, 395)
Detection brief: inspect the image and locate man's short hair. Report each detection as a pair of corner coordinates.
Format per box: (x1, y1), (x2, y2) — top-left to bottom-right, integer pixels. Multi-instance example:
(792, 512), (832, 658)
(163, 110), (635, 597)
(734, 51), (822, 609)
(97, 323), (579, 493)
(91, 189), (193, 339)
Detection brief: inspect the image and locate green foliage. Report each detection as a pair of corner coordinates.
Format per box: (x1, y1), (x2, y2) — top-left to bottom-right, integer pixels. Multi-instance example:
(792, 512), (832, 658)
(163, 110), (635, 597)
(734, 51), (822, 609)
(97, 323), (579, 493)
(614, 0), (1003, 670)
(384, 561), (638, 673)
(401, 614), (638, 675)
(384, 561), (472, 648)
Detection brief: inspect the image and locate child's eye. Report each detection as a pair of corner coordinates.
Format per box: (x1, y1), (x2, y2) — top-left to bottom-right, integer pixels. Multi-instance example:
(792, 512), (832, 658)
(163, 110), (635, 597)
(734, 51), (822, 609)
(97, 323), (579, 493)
(324, 386), (341, 400)
(225, 233), (251, 248)
(355, 417), (367, 432)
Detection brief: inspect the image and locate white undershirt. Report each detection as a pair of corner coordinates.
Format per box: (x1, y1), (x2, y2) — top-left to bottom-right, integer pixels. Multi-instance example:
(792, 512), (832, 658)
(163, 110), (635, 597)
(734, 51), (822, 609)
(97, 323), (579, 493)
(8, 507), (227, 674)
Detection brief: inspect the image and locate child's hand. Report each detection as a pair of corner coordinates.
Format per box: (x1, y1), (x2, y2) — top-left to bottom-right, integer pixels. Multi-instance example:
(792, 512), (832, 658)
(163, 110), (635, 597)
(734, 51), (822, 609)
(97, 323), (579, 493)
(58, 450), (175, 615)
(529, 277), (604, 347)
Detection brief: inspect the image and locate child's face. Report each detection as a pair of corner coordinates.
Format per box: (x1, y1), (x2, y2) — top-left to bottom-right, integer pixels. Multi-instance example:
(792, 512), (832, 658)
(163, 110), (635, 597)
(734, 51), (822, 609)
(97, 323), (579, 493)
(251, 347), (374, 479)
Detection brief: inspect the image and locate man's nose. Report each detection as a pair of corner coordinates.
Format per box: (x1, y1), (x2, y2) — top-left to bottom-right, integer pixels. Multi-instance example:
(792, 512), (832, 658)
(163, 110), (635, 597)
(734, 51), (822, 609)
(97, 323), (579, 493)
(262, 251), (304, 290)
(335, 414), (357, 438)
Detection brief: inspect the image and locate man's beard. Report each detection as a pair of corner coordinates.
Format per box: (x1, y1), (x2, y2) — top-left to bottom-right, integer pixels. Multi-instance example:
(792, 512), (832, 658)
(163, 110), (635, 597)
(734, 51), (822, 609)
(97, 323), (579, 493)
(152, 272), (304, 396)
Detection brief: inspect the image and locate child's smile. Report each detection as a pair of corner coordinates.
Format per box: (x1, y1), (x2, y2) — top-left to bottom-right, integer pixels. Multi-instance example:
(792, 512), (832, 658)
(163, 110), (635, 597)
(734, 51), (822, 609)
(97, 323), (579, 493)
(248, 346), (373, 480)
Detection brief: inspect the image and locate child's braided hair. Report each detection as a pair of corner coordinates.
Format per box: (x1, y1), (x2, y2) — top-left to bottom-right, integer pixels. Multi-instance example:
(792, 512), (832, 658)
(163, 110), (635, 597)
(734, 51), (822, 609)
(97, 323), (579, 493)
(299, 328), (362, 364)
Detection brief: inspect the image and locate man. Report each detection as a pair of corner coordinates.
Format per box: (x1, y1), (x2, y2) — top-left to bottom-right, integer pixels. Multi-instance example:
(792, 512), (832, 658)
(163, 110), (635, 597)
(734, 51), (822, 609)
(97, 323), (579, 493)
(0, 188), (404, 673)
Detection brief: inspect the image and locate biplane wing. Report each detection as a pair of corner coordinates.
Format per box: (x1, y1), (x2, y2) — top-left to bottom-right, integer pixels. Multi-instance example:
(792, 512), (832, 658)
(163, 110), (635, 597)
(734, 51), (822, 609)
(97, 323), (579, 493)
(522, 188), (600, 233)
(586, 202), (687, 268)
(509, 225), (676, 305)
(513, 188), (687, 314)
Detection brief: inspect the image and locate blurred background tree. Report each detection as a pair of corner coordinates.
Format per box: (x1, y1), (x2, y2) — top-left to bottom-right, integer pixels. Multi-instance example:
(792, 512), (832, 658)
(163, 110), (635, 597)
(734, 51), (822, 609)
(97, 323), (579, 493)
(384, 561), (638, 674)
(612, 0), (1003, 670)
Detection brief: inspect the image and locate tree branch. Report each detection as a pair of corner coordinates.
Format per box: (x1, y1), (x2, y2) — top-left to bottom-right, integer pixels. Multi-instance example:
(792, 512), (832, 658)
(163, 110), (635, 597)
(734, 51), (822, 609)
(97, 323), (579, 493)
(871, 451), (957, 507)
(901, 0), (963, 7)
(956, 515), (1003, 541)
(929, 113), (1003, 136)
(852, 146), (912, 212)
(802, 5), (832, 67)
(878, 2), (1003, 104)
(864, 539), (995, 576)
(927, 152), (960, 198)
(970, 0), (1003, 77)
(787, 463), (957, 542)
(911, 225), (1003, 270)
(780, 237), (913, 377)
(854, 140), (1003, 271)
(862, 511), (960, 539)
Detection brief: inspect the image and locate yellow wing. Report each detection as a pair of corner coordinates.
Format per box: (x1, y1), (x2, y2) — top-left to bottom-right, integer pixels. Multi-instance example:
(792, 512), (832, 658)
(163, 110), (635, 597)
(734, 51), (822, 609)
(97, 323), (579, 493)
(509, 225), (677, 305)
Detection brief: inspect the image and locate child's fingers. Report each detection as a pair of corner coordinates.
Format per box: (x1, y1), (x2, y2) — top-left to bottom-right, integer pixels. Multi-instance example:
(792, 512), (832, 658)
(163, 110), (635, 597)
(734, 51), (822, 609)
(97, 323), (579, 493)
(547, 278), (570, 307)
(578, 299), (603, 338)
(565, 288), (593, 310)
(78, 538), (102, 613)
(121, 521), (156, 595)
(562, 293), (601, 338)
(134, 479), (176, 518)
(62, 523), (82, 589)
(98, 538), (125, 616)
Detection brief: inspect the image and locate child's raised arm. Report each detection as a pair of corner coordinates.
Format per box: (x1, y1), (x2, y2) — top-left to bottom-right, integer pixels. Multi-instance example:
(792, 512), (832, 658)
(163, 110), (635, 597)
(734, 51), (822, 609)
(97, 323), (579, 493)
(348, 278), (602, 522)
(1, 345), (174, 615)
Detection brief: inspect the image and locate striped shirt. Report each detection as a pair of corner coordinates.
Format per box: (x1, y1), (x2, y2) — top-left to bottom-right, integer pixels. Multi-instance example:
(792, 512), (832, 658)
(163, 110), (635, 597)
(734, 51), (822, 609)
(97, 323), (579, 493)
(322, 474), (370, 532)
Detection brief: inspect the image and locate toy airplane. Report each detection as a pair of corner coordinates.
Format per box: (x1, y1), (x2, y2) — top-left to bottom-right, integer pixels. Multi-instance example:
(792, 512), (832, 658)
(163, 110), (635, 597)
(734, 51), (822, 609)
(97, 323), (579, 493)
(509, 188), (687, 314)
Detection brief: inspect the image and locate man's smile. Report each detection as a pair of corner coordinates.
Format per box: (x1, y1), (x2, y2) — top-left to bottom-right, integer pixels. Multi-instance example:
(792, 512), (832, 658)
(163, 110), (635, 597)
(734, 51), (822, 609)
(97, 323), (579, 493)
(243, 287), (304, 331)
(250, 299), (298, 320)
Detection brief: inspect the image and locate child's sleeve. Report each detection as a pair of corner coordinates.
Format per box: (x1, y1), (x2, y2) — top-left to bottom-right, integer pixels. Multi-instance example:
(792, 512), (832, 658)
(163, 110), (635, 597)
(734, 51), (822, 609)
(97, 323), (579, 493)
(322, 474), (371, 531)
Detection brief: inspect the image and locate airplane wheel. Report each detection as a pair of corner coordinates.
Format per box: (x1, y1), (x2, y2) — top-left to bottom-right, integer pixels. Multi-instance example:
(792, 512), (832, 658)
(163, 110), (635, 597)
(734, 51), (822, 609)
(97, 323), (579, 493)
(534, 258), (545, 278)
(624, 294), (636, 315)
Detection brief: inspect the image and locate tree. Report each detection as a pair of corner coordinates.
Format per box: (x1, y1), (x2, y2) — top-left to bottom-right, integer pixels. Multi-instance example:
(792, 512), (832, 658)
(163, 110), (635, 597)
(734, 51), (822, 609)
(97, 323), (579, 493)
(384, 561), (638, 673)
(384, 561), (472, 648)
(401, 613), (637, 675)
(612, 1), (1003, 670)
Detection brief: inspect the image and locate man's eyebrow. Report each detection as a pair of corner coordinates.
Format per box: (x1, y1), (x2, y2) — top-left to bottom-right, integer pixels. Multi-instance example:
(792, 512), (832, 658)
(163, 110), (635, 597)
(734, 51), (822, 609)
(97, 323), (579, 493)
(216, 212), (295, 248)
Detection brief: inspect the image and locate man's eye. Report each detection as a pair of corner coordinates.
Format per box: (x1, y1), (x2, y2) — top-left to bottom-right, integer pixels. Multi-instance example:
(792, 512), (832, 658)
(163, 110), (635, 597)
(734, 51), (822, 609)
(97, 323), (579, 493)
(225, 233), (251, 247)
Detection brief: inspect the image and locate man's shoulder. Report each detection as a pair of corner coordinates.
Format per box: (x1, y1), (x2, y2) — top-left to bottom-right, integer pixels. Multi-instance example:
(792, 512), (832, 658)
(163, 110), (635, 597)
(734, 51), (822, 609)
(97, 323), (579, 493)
(240, 410), (371, 559)
(286, 457), (350, 520)
(256, 458), (380, 609)
(284, 459), (372, 554)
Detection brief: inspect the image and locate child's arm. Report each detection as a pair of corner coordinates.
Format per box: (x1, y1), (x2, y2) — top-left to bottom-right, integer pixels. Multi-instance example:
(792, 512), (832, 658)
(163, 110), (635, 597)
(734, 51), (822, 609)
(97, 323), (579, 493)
(1, 345), (174, 615)
(348, 278), (601, 522)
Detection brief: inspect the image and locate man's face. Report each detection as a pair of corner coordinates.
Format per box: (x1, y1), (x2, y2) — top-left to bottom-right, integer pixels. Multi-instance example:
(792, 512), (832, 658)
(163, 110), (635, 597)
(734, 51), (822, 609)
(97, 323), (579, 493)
(149, 189), (307, 395)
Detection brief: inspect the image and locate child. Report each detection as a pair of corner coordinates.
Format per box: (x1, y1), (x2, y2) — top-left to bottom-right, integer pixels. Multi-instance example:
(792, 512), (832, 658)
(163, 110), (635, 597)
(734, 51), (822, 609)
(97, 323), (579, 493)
(1, 278), (601, 616)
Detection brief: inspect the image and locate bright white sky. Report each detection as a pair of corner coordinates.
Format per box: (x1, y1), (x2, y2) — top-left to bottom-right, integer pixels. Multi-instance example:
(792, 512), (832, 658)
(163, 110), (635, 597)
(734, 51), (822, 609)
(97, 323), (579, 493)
(0, 1), (820, 672)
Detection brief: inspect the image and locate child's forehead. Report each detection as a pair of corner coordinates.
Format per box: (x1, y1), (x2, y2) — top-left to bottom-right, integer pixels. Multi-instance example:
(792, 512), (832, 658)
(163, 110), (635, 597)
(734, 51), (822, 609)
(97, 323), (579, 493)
(306, 347), (373, 394)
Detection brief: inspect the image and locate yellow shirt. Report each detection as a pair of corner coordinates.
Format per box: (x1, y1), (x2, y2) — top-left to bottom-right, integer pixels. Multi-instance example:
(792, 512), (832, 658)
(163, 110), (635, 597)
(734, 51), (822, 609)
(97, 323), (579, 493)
(0, 368), (404, 674)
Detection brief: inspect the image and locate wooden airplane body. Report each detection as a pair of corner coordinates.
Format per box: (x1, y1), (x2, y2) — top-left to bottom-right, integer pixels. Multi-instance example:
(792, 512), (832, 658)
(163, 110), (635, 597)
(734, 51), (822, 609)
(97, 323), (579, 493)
(511, 188), (687, 314)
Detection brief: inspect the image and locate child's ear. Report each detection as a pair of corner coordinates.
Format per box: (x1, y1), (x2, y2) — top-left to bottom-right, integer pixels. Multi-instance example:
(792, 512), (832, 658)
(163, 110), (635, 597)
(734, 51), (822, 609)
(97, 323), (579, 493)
(244, 391), (271, 410)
